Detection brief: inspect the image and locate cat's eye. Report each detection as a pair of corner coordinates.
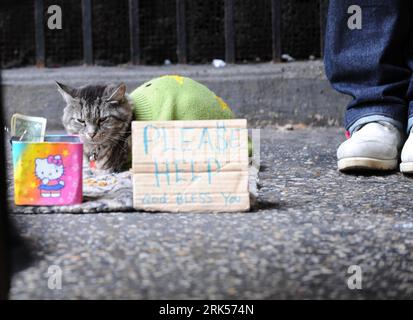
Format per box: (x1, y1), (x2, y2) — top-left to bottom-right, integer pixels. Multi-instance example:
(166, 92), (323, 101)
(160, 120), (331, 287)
(99, 117), (108, 123)
(75, 119), (85, 125)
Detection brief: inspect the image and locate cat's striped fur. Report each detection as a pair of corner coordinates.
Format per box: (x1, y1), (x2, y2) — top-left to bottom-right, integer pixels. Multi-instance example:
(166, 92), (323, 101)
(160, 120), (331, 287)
(57, 82), (133, 172)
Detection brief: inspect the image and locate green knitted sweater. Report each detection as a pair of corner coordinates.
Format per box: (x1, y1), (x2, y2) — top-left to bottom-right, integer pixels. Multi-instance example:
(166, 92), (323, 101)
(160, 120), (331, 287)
(129, 75), (252, 156)
(129, 75), (234, 121)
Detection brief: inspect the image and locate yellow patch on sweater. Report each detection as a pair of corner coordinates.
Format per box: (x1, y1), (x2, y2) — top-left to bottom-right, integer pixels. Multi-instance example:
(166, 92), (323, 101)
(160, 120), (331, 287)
(215, 96), (230, 111)
(162, 75), (184, 85)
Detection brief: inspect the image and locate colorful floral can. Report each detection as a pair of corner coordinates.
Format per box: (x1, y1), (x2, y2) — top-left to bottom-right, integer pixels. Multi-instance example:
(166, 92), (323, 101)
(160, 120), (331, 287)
(12, 135), (83, 206)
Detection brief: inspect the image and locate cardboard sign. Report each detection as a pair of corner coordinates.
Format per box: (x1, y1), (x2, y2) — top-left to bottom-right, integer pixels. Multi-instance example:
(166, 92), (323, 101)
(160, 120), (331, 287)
(132, 119), (249, 212)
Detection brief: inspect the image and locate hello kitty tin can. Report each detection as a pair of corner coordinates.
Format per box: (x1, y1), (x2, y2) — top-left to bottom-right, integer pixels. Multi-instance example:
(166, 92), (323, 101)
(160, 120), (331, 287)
(12, 135), (83, 206)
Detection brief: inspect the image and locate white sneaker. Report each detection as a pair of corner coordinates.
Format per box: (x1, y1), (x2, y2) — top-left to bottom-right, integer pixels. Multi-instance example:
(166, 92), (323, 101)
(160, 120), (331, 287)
(400, 129), (413, 173)
(337, 121), (403, 171)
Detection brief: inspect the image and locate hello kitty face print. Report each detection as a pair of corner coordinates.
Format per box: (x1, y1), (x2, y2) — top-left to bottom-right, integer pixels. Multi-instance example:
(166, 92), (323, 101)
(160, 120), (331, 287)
(12, 135), (83, 206)
(35, 155), (65, 198)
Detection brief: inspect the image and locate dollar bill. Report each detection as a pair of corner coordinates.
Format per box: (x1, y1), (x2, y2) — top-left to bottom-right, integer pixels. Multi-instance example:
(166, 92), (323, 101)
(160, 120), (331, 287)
(11, 113), (47, 142)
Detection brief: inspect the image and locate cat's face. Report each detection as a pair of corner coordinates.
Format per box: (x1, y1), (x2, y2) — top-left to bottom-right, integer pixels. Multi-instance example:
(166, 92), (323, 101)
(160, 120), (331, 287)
(35, 157), (64, 180)
(56, 82), (133, 145)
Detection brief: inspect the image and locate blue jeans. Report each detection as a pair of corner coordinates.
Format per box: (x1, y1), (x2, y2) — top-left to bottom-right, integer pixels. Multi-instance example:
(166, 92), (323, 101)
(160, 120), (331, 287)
(324, 0), (413, 134)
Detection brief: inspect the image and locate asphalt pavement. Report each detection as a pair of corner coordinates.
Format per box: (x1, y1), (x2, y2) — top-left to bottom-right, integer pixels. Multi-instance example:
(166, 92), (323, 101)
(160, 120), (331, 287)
(9, 127), (413, 299)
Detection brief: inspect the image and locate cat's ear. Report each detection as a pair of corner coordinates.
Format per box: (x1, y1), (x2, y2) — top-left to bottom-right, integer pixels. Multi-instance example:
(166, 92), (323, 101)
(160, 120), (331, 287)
(56, 81), (76, 104)
(105, 83), (126, 103)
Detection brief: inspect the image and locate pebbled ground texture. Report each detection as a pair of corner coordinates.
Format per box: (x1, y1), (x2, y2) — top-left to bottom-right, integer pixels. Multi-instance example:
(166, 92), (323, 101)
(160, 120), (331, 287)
(9, 127), (413, 299)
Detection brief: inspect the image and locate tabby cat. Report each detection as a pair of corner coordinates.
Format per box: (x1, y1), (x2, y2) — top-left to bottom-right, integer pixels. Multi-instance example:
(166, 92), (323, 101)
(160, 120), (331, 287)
(57, 82), (133, 172)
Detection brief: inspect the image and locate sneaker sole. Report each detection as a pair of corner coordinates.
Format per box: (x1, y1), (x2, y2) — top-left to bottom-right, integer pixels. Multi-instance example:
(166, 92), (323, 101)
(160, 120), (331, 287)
(337, 157), (398, 171)
(400, 162), (413, 173)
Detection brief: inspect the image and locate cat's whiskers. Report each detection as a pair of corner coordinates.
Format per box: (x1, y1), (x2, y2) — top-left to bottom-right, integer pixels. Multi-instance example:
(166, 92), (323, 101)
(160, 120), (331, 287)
(103, 135), (130, 152)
